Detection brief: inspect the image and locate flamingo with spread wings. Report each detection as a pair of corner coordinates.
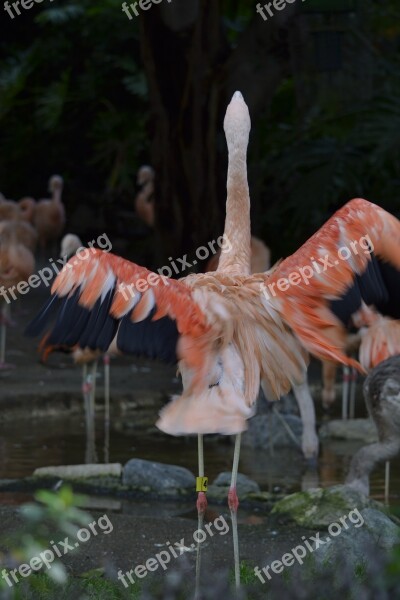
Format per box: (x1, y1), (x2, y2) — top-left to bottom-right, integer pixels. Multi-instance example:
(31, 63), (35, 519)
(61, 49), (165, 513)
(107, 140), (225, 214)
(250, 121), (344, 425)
(26, 92), (400, 586)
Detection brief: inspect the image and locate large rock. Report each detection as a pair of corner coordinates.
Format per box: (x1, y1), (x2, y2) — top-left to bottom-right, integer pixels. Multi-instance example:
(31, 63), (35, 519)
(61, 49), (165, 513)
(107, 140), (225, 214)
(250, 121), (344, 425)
(314, 508), (400, 566)
(207, 472), (260, 501)
(122, 459), (195, 494)
(242, 413), (302, 449)
(33, 464), (122, 479)
(319, 419), (378, 442)
(272, 484), (386, 529)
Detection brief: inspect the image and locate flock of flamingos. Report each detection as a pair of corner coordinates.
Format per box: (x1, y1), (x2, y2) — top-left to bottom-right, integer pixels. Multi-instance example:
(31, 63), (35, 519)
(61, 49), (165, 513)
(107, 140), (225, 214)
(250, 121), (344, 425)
(1, 91), (400, 584)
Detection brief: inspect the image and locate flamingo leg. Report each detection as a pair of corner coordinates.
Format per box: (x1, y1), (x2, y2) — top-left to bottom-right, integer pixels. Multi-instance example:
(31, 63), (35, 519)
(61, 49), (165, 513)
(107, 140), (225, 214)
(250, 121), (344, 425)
(195, 434), (207, 600)
(104, 354), (110, 463)
(0, 303), (15, 370)
(83, 361), (98, 463)
(229, 433), (241, 589)
(385, 461), (390, 504)
(342, 366), (350, 420)
(349, 366), (357, 419)
(291, 379), (319, 462)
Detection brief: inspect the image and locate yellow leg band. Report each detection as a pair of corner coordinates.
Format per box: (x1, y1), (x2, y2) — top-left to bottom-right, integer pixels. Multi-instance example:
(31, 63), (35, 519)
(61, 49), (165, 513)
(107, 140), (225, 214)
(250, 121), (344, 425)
(196, 476), (208, 492)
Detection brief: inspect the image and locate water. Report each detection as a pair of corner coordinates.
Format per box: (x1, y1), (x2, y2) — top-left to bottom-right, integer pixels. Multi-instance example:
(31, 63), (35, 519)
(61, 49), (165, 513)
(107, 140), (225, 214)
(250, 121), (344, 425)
(0, 412), (399, 508)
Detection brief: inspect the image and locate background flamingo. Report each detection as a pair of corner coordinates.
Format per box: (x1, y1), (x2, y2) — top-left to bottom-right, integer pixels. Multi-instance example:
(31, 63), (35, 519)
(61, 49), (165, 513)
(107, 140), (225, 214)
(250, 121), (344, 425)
(134, 165), (155, 228)
(39, 233), (112, 462)
(18, 197), (36, 224)
(0, 220), (38, 253)
(345, 355), (400, 498)
(0, 229), (35, 368)
(0, 196), (21, 221)
(33, 175), (65, 255)
(27, 92), (400, 588)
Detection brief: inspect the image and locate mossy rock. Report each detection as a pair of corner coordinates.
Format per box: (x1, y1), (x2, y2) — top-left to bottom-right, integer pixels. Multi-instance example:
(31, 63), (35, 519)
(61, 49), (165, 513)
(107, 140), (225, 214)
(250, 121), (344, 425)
(272, 485), (380, 528)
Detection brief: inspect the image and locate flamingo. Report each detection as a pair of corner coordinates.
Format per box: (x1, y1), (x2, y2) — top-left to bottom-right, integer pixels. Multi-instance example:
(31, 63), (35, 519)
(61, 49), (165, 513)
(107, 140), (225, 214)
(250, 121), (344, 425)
(26, 92), (400, 587)
(207, 234), (321, 460)
(321, 304), (400, 417)
(60, 233), (83, 260)
(0, 228), (35, 368)
(134, 165), (155, 228)
(0, 220), (38, 253)
(33, 175), (65, 255)
(39, 233), (112, 462)
(18, 197), (36, 224)
(0, 196), (21, 221)
(345, 355), (400, 498)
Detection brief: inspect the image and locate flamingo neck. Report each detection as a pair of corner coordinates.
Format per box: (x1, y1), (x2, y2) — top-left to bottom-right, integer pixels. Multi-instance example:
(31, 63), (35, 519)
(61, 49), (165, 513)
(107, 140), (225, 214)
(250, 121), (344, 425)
(217, 147), (251, 275)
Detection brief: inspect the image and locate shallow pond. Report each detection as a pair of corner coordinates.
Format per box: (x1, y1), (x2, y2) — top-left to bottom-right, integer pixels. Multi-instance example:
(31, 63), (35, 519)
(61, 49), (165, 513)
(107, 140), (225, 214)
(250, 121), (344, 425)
(0, 412), (399, 510)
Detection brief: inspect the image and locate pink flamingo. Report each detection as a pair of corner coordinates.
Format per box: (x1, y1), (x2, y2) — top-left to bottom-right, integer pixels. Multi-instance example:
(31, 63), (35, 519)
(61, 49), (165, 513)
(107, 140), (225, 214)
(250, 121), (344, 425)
(27, 92), (400, 587)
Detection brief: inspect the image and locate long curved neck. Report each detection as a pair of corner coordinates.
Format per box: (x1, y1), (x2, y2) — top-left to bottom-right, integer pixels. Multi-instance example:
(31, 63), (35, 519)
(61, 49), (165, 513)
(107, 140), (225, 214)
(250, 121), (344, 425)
(52, 187), (61, 204)
(217, 144), (251, 275)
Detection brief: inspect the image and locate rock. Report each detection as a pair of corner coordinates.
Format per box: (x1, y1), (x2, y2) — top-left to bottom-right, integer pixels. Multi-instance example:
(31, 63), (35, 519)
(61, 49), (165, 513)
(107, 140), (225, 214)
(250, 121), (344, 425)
(207, 472), (260, 501)
(313, 508), (400, 566)
(319, 419), (378, 443)
(122, 459), (195, 494)
(242, 414), (302, 449)
(33, 464), (122, 479)
(272, 484), (384, 529)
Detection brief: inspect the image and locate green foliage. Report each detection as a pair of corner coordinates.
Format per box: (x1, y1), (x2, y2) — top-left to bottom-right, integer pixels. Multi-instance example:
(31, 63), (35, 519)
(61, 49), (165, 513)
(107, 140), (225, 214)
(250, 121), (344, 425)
(0, 0), (146, 197)
(256, 47), (400, 256)
(0, 486), (91, 590)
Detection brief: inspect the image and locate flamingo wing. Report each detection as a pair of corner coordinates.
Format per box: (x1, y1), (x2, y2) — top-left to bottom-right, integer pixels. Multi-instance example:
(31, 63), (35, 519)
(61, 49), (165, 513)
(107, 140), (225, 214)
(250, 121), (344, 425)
(26, 249), (209, 373)
(263, 198), (400, 368)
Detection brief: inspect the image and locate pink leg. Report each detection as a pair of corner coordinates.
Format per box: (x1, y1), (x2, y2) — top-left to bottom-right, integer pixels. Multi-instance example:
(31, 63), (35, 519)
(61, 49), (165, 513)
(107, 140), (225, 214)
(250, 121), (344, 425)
(195, 435), (207, 599)
(196, 491), (208, 515)
(229, 434), (241, 588)
(228, 487), (239, 512)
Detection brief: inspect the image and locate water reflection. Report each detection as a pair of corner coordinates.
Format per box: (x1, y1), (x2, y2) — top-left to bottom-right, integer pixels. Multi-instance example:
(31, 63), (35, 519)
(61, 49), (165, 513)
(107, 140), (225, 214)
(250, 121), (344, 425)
(0, 414), (399, 506)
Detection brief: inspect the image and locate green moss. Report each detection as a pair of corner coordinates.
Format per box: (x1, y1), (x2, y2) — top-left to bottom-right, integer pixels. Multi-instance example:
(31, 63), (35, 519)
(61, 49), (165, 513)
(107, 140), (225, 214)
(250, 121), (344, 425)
(272, 486), (371, 529)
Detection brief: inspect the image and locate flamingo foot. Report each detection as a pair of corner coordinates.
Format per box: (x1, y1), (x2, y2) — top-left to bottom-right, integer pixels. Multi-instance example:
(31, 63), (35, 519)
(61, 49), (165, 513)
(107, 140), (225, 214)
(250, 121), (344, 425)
(228, 487), (239, 513)
(196, 492), (208, 516)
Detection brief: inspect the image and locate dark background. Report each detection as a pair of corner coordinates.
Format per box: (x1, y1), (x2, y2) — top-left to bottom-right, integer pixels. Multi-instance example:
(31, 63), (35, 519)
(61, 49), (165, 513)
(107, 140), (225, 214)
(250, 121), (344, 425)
(0, 0), (399, 267)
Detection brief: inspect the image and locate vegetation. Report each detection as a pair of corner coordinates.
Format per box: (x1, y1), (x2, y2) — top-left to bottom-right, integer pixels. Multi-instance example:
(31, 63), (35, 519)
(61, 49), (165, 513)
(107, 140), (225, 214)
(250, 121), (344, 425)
(1, 0), (400, 260)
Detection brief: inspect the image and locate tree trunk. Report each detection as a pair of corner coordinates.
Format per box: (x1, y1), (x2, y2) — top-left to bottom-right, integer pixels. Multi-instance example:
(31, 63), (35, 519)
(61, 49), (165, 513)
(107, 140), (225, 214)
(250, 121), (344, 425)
(139, 0), (294, 264)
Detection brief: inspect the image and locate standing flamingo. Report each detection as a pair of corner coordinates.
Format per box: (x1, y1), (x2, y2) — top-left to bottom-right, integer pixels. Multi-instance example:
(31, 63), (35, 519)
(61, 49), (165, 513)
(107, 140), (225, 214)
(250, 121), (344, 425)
(207, 234), (320, 460)
(27, 92), (400, 587)
(0, 196), (21, 221)
(0, 220), (38, 253)
(18, 197), (36, 224)
(33, 175), (65, 255)
(345, 355), (400, 497)
(134, 166), (155, 228)
(38, 233), (112, 462)
(0, 229), (35, 368)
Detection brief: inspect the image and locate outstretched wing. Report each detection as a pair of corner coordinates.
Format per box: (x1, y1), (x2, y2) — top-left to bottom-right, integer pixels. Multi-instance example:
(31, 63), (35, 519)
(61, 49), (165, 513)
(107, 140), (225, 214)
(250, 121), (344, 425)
(26, 249), (210, 384)
(263, 198), (400, 368)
